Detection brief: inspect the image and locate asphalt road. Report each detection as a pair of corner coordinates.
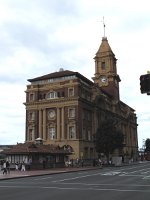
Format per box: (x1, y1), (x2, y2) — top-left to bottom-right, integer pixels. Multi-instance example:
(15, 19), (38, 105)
(0, 162), (150, 200)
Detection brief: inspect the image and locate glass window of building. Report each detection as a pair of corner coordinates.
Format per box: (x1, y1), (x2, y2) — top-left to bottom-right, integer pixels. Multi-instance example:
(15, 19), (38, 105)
(29, 112), (34, 121)
(68, 108), (75, 118)
(101, 62), (105, 70)
(47, 91), (57, 99)
(88, 130), (91, 140)
(68, 88), (74, 97)
(69, 126), (75, 139)
(83, 128), (86, 140)
(29, 93), (34, 101)
(29, 128), (34, 141)
(49, 127), (55, 140)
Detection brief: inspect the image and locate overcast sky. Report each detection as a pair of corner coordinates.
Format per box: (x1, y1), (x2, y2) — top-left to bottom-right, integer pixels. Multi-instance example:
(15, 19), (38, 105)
(0, 0), (150, 148)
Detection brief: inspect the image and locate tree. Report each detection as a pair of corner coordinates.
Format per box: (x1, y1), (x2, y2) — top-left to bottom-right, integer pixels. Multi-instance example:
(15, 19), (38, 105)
(94, 119), (124, 161)
(145, 138), (150, 152)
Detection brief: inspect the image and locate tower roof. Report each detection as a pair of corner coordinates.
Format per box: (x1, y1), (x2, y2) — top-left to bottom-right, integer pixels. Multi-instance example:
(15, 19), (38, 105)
(95, 37), (115, 58)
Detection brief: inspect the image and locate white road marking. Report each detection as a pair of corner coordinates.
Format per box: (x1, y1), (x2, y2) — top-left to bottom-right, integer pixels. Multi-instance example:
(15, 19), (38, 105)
(101, 171), (121, 176)
(119, 174), (144, 177)
(59, 182), (150, 187)
(115, 164), (150, 172)
(52, 172), (102, 182)
(34, 176), (52, 180)
(143, 176), (150, 179)
(124, 168), (150, 174)
(0, 185), (150, 193)
(142, 171), (150, 174)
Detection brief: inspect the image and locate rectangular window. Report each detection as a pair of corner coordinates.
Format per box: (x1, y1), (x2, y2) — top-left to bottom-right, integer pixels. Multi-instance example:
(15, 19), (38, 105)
(29, 128), (34, 141)
(47, 92), (57, 99)
(88, 130), (91, 141)
(81, 89), (85, 98)
(49, 127), (55, 140)
(86, 130), (88, 140)
(29, 112), (34, 121)
(90, 148), (93, 159)
(82, 110), (86, 119)
(68, 88), (74, 97)
(29, 93), (34, 101)
(68, 108), (75, 118)
(84, 147), (88, 158)
(83, 128), (86, 140)
(87, 112), (90, 121)
(101, 62), (105, 70)
(69, 126), (75, 139)
(87, 93), (91, 101)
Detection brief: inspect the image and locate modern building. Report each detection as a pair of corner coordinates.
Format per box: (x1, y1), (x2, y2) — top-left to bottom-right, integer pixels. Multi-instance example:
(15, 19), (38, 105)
(24, 36), (138, 161)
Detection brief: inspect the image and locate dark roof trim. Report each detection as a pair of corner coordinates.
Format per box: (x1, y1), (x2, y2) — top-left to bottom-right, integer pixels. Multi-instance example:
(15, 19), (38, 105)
(119, 101), (135, 112)
(28, 70), (93, 85)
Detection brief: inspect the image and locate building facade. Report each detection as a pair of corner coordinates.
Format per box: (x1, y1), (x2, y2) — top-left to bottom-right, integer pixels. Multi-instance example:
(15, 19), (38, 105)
(24, 36), (138, 161)
(3, 142), (71, 169)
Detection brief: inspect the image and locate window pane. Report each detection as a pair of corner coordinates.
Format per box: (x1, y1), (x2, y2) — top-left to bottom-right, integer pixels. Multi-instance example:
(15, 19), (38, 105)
(69, 127), (75, 139)
(29, 112), (34, 121)
(101, 62), (105, 70)
(47, 92), (57, 99)
(29, 128), (34, 141)
(68, 88), (74, 97)
(69, 108), (75, 118)
(30, 94), (34, 101)
(88, 130), (91, 140)
(50, 127), (55, 139)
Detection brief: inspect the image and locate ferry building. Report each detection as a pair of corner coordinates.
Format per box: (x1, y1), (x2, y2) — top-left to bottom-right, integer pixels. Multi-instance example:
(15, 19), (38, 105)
(24, 36), (138, 161)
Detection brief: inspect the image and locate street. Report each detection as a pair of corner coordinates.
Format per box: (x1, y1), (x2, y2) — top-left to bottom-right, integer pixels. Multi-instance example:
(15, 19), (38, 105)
(0, 162), (150, 200)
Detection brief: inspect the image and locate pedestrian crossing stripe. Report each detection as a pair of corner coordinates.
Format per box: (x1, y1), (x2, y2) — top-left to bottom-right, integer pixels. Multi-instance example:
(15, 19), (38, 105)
(101, 171), (121, 176)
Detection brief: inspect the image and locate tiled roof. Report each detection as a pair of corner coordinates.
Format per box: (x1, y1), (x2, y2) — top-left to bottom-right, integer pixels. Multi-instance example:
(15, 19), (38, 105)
(28, 70), (74, 82)
(28, 70), (93, 85)
(3, 143), (72, 155)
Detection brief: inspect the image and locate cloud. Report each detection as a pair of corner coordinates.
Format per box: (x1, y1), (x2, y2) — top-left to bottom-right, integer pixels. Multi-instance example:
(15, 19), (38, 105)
(0, 0), (150, 148)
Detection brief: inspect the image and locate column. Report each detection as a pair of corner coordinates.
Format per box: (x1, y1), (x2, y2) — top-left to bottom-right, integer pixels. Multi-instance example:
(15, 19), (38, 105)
(39, 109), (42, 138)
(32, 126), (35, 141)
(61, 107), (64, 140)
(43, 109), (46, 141)
(57, 108), (60, 140)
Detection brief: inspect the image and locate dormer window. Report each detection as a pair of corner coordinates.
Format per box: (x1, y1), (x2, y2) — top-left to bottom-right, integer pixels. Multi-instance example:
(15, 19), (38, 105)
(47, 91), (57, 99)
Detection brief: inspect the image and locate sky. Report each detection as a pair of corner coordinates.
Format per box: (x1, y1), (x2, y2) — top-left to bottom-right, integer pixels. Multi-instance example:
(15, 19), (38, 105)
(0, 0), (150, 149)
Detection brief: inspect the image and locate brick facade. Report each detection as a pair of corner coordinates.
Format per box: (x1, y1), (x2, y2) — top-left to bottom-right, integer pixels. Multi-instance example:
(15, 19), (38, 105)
(24, 37), (138, 161)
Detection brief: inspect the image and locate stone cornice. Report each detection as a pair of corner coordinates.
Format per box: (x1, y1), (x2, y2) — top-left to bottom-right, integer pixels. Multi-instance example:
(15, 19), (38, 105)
(24, 97), (80, 109)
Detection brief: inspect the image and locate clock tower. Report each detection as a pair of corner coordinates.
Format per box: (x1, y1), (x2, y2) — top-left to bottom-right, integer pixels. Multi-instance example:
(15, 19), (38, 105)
(92, 36), (121, 101)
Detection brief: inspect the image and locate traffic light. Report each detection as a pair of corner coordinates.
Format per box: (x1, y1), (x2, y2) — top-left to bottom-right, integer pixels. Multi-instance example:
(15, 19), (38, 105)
(140, 74), (150, 94)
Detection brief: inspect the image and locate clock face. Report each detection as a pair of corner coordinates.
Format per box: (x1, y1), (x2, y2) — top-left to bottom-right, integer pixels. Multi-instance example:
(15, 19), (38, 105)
(101, 75), (107, 83)
(48, 110), (55, 119)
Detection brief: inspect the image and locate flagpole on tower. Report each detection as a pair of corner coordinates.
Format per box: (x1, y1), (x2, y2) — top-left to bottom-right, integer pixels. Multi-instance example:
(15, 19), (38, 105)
(103, 16), (106, 37)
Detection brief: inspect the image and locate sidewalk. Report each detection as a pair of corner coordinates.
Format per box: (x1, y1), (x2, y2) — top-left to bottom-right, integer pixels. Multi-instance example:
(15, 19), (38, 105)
(0, 161), (143, 181)
(0, 166), (99, 180)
